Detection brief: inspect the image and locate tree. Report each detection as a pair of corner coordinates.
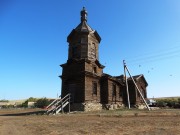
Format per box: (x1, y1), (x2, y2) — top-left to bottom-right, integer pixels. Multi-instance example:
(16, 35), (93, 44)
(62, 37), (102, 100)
(21, 100), (28, 108)
(21, 97), (38, 108)
(28, 97), (37, 102)
(178, 98), (180, 104)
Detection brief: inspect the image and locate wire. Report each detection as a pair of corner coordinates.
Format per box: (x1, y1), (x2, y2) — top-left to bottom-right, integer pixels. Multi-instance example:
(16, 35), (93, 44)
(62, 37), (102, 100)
(127, 53), (180, 65)
(125, 44), (180, 61)
(124, 44), (180, 65)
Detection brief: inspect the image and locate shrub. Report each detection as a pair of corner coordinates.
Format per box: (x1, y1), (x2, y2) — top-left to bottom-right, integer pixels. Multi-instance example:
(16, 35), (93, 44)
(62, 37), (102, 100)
(28, 97), (37, 102)
(35, 98), (50, 108)
(21, 100), (28, 108)
(156, 100), (167, 107)
(1, 105), (14, 108)
(178, 98), (180, 104)
(0, 99), (9, 102)
(156, 98), (180, 108)
(21, 97), (38, 108)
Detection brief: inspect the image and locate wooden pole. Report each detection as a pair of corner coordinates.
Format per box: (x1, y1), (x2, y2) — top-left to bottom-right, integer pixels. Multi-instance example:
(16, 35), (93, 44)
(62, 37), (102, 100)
(123, 60), (130, 109)
(124, 64), (151, 111)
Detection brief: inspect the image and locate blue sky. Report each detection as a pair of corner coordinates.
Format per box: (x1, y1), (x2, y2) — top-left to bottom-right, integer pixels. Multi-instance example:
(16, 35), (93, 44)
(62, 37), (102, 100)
(0, 0), (180, 100)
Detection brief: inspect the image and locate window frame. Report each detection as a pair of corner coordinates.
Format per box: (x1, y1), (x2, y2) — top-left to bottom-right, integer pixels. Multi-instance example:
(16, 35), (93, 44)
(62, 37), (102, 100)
(92, 82), (97, 95)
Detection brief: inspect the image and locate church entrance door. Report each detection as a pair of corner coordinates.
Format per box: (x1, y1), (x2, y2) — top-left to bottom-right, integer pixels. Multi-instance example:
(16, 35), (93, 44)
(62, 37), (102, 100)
(68, 84), (76, 103)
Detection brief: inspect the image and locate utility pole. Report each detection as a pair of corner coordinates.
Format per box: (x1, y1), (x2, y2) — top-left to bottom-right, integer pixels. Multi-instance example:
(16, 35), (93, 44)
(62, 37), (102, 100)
(123, 60), (130, 109)
(123, 60), (151, 111)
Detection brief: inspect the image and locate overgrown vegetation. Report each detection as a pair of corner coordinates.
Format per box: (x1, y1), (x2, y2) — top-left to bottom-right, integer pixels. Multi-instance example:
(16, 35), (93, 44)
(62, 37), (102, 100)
(34, 98), (51, 108)
(156, 98), (180, 108)
(0, 97), (52, 109)
(0, 105), (14, 109)
(21, 97), (38, 108)
(0, 99), (9, 102)
(21, 97), (51, 108)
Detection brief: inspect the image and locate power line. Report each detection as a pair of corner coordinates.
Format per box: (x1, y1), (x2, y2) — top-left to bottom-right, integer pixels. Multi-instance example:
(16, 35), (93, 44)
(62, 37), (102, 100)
(124, 44), (180, 65)
(127, 53), (180, 65)
(127, 49), (180, 63)
(125, 44), (180, 61)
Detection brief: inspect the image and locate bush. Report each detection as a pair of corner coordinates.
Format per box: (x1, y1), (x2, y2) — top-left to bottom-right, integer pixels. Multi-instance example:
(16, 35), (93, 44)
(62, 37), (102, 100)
(20, 97), (38, 108)
(35, 98), (50, 108)
(1, 105), (14, 109)
(21, 100), (28, 108)
(20, 97), (51, 108)
(178, 98), (180, 104)
(0, 99), (9, 102)
(28, 97), (37, 102)
(156, 100), (167, 107)
(156, 98), (180, 108)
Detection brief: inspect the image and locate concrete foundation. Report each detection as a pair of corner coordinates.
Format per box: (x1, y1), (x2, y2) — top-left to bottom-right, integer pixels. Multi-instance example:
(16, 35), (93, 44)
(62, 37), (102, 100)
(70, 102), (102, 112)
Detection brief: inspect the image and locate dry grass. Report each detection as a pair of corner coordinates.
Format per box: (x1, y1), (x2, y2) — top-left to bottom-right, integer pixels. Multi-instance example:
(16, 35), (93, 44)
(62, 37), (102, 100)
(0, 108), (180, 135)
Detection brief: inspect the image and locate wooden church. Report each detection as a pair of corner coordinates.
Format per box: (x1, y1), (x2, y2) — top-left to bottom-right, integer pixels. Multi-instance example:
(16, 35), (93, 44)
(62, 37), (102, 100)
(60, 7), (148, 111)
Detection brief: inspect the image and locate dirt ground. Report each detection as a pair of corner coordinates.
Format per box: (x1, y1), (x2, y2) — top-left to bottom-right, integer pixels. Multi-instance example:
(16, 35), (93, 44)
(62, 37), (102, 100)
(0, 109), (180, 135)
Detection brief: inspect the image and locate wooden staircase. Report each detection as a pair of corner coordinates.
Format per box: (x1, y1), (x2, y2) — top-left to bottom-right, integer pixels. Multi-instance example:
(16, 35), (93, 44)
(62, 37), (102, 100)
(46, 93), (71, 114)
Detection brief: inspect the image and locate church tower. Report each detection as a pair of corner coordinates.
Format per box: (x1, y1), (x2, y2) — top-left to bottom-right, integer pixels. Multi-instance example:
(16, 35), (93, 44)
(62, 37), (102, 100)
(67, 7), (101, 61)
(60, 7), (104, 111)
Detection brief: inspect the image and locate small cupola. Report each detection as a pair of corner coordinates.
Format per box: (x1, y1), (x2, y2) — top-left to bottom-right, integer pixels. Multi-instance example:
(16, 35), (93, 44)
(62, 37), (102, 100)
(67, 7), (101, 61)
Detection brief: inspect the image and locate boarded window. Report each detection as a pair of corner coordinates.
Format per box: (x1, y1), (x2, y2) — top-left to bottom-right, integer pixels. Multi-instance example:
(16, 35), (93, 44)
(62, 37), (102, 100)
(72, 46), (77, 57)
(92, 82), (97, 95)
(81, 38), (87, 44)
(112, 84), (116, 97)
(141, 86), (146, 98)
(119, 89), (123, 98)
(93, 67), (97, 73)
(92, 43), (96, 58)
(144, 90), (147, 98)
(72, 46), (80, 58)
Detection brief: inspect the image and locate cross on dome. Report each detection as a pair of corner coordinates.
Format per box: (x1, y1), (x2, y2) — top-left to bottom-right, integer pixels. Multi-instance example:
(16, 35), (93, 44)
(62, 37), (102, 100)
(81, 7), (88, 22)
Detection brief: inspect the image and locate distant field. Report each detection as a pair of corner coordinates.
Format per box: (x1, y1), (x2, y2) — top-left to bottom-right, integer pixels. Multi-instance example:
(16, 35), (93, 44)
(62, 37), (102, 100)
(0, 108), (180, 135)
(0, 99), (27, 106)
(150, 96), (180, 99)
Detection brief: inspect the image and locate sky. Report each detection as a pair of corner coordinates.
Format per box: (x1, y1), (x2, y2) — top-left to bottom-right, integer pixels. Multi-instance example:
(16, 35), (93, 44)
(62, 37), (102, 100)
(0, 0), (180, 100)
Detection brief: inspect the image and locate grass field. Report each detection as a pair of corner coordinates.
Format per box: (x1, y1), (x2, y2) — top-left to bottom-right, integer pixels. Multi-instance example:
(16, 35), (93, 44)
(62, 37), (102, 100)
(0, 108), (180, 135)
